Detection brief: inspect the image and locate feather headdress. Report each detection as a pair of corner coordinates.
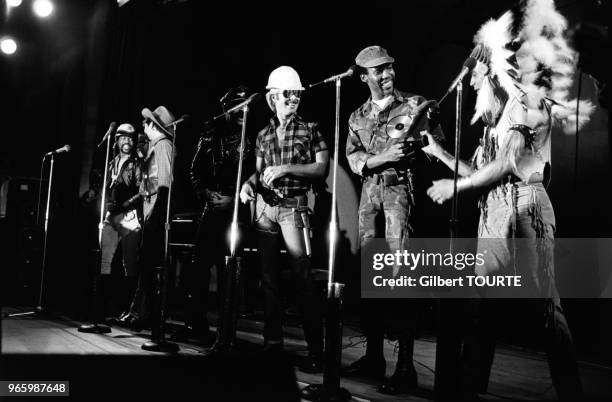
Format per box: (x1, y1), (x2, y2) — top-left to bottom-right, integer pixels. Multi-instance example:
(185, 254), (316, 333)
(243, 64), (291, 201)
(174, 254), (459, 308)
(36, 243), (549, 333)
(471, 10), (522, 124)
(472, 0), (594, 132)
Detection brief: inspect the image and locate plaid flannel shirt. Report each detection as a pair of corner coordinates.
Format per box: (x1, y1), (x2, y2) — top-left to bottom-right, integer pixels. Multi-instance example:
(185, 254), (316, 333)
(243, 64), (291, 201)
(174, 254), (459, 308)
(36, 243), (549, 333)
(255, 114), (327, 195)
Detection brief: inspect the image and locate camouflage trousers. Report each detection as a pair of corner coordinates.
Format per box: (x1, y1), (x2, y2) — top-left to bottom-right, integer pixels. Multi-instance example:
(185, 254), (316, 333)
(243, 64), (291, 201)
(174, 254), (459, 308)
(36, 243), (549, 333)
(358, 180), (412, 252)
(358, 180), (419, 341)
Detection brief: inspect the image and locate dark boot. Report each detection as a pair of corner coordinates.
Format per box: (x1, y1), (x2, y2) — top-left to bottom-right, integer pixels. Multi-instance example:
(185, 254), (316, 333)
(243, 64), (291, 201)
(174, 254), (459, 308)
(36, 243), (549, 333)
(257, 230), (284, 345)
(545, 301), (583, 401)
(378, 335), (417, 395)
(292, 254), (324, 375)
(107, 276), (136, 324)
(123, 276), (138, 312)
(342, 353), (386, 380)
(343, 318), (386, 379)
(216, 256), (243, 351)
(78, 273), (111, 334)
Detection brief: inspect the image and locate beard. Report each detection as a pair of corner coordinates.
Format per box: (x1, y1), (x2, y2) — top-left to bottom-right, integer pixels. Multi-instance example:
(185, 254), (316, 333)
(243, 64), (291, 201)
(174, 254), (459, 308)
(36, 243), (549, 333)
(120, 143), (133, 154)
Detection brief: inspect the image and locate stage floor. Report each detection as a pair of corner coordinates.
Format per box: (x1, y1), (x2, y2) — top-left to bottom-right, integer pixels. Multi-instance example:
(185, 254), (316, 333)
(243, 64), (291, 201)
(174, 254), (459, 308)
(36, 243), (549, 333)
(2, 307), (611, 401)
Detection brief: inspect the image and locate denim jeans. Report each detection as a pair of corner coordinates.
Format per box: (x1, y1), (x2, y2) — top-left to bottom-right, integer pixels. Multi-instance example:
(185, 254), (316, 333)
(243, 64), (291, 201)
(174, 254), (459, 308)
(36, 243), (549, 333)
(467, 183), (582, 399)
(254, 194), (323, 355)
(100, 222), (140, 276)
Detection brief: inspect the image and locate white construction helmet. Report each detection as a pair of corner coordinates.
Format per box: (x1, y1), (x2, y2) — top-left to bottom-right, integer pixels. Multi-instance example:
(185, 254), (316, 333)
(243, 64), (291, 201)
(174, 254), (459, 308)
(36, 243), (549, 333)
(265, 66), (304, 90)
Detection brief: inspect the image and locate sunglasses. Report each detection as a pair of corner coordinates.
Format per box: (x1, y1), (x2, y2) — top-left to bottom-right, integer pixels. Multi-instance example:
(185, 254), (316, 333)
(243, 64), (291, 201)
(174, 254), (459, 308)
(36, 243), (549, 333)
(280, 89), (303, 99)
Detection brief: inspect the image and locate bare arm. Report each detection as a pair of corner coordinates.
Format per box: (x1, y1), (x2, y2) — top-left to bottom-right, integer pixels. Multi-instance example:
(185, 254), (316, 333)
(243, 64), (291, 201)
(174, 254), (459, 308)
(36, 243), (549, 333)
(261, 150), (329, 187)
(282, 150), (328, 178)
(240, 156), (263, 203)
(421, 132), (474, 177)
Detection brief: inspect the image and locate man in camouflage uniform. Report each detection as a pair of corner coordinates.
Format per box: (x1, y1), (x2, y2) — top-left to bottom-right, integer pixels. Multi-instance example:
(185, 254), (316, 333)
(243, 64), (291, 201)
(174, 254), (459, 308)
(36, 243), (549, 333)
(344, 46), (443, 395)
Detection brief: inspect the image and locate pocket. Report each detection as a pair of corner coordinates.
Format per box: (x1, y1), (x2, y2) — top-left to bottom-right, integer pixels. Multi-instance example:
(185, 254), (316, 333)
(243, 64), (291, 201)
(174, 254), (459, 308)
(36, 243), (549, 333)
(260, 142), (274, 166)
(293, 134), (311, 163)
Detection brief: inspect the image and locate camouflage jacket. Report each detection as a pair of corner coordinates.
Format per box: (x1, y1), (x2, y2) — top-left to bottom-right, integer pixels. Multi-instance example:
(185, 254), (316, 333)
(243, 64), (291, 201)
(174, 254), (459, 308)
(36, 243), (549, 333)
(346, 89), (443, 179)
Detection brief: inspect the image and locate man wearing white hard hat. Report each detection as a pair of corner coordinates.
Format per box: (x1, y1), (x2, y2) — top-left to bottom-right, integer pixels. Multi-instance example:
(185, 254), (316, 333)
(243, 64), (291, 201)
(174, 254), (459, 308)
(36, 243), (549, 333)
(79, 123), (142, 333)
(240, 66), (328, 373)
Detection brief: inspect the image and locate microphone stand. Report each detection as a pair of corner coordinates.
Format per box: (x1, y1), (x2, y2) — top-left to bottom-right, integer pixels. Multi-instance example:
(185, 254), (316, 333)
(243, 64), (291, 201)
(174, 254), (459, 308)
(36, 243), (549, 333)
(203, 95), (259, 127)
(78, 130), (113, 333)
(301, 78), (351, 402)
(212, 104), (250, 354)
(434, 80), (465, 399)
(5, 155), (56, 318)
(449, 80), (463, 251)
(142, 122), (181, 353)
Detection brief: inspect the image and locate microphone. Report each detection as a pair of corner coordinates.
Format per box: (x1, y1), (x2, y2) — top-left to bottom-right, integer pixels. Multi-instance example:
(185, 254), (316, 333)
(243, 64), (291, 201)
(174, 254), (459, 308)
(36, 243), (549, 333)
(309, 65), (357, 88)
(96, 122), (117, 148)
(45, 144), (71, 157)
(439, 57), (477, 104)
(223, 93), (262, 115)
(165, 114), (190, 128)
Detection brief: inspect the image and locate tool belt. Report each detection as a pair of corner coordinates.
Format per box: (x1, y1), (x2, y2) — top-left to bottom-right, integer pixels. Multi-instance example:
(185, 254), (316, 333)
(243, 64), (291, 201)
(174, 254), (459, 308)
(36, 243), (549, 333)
(365, 170), (415, 205)
(256, 186), (313, 255)
(364, 170), (412, 187)
(277, 195), (308, 208)
(258, 185), (308, 208)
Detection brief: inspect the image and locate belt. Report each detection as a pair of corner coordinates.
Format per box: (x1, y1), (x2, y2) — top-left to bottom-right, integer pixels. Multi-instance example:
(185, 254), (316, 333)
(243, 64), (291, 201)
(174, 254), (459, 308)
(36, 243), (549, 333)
(502, 174), (530, 186)
(276, 195), (308, 208)
(259, 185), (308, 207)
(364, 171), (409, 187)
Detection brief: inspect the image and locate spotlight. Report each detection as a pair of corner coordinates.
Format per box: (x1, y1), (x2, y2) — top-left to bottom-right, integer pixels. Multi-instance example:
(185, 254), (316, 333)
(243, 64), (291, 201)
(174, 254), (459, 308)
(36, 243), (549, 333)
(32, 0), (53, 18)
(0, 37), (17, 55)
(7, 0), (23, 7)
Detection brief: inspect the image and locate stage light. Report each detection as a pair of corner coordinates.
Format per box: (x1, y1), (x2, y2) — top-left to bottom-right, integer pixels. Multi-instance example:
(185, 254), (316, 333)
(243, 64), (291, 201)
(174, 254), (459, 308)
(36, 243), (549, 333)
(7, 0), (23, 8)
(229, 222), (239, 257)
(0, 37), (17, 55)
(32, 0), (53, 18)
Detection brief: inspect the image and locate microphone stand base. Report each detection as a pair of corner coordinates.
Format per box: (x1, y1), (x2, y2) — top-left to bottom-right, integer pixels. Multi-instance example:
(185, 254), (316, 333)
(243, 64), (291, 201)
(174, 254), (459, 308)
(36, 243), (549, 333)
(78, 323), (111, 334)
(300, 384), (351, 402)
(201, 340), (242, 358)
(141, 340), (180, 353)
(4, 306), (45, 318)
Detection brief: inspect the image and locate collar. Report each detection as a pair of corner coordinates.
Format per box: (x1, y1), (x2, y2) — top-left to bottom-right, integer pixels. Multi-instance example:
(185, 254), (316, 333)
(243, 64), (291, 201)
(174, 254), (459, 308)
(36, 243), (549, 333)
(269, 113), (303, 129)
(113, 153), (136, 163)
(361, 89), (407, 115)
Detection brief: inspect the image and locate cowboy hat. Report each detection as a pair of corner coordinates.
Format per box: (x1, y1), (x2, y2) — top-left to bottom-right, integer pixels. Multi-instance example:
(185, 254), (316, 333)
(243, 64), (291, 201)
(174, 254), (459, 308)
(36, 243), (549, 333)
(141, 105), (176, 137)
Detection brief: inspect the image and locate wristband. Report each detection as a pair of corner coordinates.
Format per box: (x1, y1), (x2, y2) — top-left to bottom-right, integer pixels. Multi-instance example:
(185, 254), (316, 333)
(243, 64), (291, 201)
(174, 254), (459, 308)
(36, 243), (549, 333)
(457, 176), (474, 192)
